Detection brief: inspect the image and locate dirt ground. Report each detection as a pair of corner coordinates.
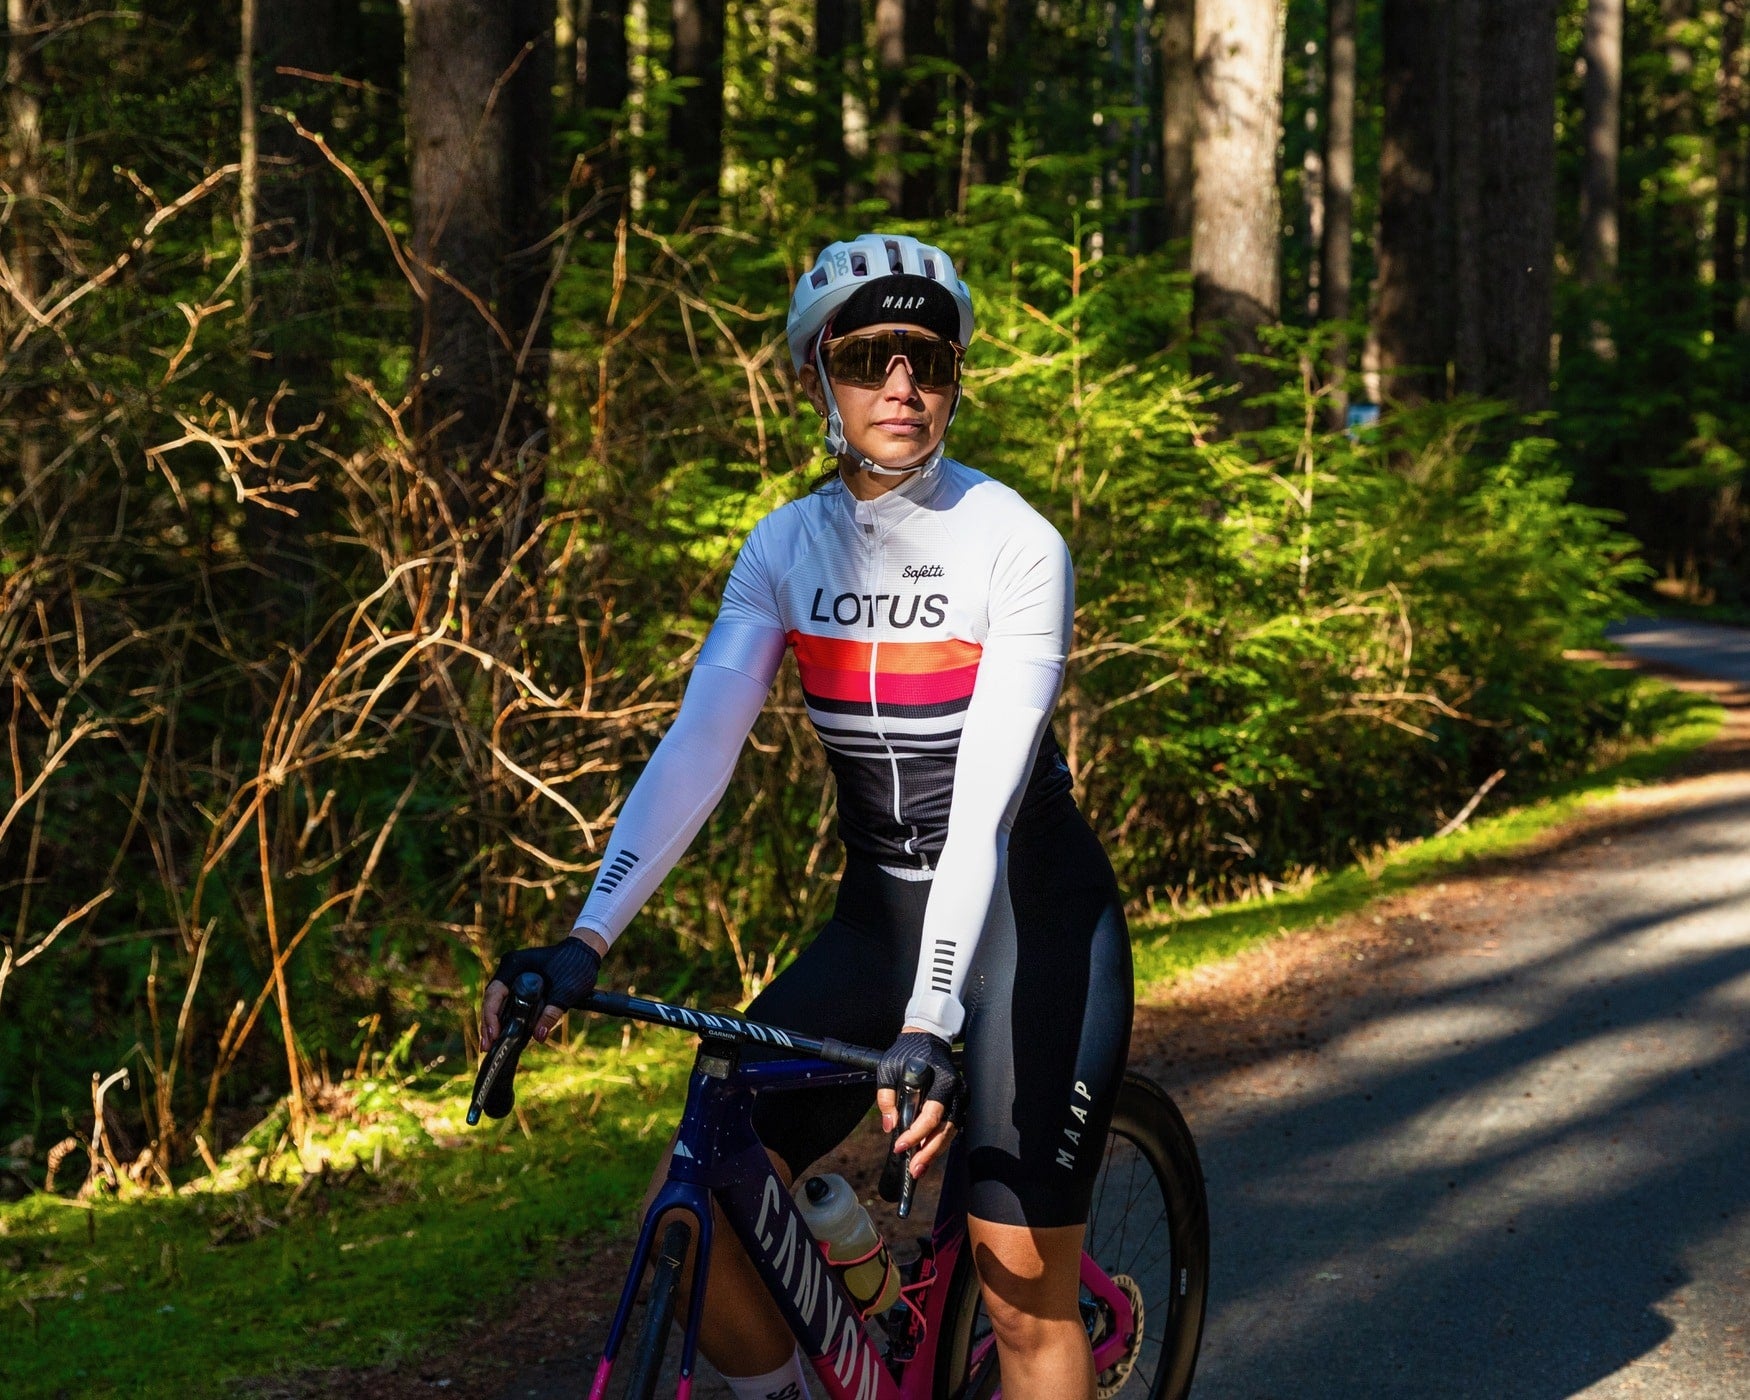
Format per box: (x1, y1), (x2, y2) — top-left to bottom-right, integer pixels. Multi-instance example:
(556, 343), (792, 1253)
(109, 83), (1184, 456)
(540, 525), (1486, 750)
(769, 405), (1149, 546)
(244, 675), (1750, 1400)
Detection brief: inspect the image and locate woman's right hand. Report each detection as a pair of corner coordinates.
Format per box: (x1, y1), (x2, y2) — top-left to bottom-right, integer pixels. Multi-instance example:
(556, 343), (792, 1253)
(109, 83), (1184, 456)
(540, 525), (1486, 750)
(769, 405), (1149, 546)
(480, 930), (607, 1052)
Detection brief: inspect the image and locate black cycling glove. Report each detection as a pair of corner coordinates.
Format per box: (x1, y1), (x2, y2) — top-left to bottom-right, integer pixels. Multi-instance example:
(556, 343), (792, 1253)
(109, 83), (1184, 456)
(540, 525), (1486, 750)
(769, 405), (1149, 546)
(876, 1029), (963, 1126)
(491, 936), (602, 1016)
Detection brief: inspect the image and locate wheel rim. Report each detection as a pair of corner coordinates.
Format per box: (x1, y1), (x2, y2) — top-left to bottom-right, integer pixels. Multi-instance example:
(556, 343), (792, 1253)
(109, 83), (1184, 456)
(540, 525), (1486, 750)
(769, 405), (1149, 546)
(1082, 1125), (1175, 1398)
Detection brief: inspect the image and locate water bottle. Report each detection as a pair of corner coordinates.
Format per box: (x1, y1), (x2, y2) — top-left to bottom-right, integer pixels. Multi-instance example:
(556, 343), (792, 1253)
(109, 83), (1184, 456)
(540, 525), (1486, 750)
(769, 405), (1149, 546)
(793, 1173), (902, 1316)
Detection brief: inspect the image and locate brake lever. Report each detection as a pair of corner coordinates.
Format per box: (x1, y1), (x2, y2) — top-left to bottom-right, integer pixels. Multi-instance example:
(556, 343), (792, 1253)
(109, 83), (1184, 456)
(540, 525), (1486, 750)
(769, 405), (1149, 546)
(878, 1056), (928, 1219)
(467, 971), (545, 1125)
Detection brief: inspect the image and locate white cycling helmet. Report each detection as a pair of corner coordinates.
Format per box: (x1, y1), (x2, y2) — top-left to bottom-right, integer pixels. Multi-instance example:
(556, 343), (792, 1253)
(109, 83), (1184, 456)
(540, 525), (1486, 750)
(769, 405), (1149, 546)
(786, 233), (975, 373)
(787, 234), (976, 477)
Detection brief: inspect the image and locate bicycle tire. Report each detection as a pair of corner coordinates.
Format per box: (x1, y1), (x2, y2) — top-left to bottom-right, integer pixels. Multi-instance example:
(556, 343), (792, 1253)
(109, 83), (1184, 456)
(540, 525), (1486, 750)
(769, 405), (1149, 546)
(623, 1220), (692, 1400)
(934, 1072), (1209, 1400)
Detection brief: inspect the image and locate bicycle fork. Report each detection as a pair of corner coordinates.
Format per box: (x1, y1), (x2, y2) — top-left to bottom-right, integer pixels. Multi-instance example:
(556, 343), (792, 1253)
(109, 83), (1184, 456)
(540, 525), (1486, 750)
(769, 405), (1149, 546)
(591, 1178), (715, 1400)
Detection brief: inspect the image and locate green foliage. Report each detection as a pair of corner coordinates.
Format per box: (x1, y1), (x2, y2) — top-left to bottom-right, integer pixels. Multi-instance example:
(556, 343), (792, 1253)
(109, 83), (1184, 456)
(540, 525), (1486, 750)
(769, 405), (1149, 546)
(0, 9), (1733, 1390)
(0, 677), (1714, 1399)
(940, 227), (1651, 902)
(1132, 677), (1721, 981)
(1, 193), (1660, 1170)
(0, 0), (1710, 1207)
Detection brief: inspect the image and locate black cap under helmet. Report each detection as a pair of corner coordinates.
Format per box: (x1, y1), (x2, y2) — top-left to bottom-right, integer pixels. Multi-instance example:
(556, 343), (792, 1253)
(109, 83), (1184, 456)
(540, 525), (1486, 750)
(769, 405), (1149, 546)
(827, 274), (963, 345)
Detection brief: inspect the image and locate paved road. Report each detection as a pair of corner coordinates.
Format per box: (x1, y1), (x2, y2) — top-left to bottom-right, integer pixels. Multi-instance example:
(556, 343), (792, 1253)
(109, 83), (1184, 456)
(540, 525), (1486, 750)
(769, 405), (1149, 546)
(1159, 623), (1750, 1398)
(1607, 616), (1750, 687)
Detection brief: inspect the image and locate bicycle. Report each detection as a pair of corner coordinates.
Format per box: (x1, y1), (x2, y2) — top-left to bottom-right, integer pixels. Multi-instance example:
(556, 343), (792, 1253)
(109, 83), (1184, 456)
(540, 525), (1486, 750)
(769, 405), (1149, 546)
(470, 972), (1209, 1400)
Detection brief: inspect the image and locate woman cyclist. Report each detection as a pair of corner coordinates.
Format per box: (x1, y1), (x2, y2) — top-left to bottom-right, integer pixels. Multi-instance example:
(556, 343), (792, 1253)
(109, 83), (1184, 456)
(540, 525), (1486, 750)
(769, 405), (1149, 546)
(481, 234), (1133, 1400)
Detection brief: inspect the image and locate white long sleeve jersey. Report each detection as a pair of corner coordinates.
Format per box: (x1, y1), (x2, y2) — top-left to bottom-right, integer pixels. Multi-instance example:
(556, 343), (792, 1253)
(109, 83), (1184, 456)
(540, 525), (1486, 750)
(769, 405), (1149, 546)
(572, 456), (1074, 1040)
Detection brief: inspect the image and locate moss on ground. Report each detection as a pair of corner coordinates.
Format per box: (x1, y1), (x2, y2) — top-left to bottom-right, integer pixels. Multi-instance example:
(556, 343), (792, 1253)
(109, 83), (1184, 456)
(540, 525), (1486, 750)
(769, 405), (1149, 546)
(0, 1042), (689, 1398)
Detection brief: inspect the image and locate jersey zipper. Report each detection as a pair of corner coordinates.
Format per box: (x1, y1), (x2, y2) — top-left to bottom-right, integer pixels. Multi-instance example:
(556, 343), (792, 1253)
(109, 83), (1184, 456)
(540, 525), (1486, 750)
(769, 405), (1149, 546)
(862, 513), (930, 870)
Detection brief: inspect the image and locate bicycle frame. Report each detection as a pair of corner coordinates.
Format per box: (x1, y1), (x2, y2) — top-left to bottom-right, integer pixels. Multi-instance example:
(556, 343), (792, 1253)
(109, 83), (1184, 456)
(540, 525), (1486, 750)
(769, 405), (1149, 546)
(583, 996), (1138, 1400)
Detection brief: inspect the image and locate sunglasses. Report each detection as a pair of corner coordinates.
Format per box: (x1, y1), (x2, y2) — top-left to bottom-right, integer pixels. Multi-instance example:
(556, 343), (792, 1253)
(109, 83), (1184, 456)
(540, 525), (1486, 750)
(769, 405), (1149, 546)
(822, 329), (964, 392)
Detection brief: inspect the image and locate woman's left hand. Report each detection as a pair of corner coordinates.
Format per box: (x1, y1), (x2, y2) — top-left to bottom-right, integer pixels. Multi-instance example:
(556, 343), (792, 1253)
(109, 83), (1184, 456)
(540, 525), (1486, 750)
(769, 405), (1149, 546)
(875, 1028), (962, 1179)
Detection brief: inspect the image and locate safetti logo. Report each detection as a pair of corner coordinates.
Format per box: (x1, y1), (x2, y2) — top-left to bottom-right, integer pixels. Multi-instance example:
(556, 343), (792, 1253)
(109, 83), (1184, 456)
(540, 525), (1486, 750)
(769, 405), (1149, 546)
(902, 563), (945, 582)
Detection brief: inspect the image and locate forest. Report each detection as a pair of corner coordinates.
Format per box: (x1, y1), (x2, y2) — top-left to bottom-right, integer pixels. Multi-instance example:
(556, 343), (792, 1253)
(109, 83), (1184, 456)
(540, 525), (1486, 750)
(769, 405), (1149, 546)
(0, 0), (1744, 1190)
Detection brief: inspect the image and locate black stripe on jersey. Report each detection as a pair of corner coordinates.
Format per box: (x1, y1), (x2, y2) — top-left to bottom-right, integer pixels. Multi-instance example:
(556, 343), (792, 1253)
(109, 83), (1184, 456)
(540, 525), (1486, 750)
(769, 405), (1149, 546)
(820, 740), (960, 758)
(811, 722), (964, 743)
(802, 691), (974, 720)
(814, 733), (961, 753)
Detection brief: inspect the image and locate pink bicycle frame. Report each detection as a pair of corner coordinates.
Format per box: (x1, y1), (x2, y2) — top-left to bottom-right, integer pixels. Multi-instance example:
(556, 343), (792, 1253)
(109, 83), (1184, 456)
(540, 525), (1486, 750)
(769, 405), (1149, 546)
(581, 1000), (1136, 1400)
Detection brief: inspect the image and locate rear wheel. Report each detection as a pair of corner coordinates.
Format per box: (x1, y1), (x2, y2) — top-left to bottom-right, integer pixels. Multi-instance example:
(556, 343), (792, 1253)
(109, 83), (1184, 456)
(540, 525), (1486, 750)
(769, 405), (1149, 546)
(935, 1073), (1209, 1400)
(623, 1220), (691, 1400)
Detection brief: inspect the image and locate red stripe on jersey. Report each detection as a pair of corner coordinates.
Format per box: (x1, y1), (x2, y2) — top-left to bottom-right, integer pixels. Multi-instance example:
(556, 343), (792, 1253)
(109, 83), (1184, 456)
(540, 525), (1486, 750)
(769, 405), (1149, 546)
(787, 631), (982, 706)
(875, 664), (980, 705)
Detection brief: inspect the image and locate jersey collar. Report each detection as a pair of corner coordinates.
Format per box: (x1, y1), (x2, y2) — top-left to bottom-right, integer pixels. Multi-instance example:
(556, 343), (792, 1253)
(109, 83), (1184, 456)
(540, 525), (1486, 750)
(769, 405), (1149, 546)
(846, 450), (948, 529)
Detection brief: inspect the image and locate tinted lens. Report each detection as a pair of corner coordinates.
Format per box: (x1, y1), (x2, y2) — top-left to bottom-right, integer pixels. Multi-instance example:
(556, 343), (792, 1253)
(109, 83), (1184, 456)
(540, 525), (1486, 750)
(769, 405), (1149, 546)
(826, 332), (961, 390)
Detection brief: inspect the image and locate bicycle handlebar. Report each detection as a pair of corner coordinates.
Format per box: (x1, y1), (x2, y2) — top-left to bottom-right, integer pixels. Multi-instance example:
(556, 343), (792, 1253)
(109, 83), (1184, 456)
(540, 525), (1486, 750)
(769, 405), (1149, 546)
(581, 988), (886, 1072)
(467, 983), (931, 1212)
(468, 980), (887, 1125)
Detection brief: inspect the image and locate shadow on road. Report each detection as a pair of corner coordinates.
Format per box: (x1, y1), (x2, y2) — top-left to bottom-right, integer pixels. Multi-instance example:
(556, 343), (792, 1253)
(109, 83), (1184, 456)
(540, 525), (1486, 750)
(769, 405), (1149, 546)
(1142, 767), (1750, 1397)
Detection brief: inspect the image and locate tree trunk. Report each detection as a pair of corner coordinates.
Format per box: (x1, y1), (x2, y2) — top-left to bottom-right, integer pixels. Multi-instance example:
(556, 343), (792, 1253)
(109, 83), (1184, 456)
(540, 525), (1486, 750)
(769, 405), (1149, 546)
(1373, 0), (1454, 404)
(669, 0), (725, 205)
(875, 0), (905, 209)
(556, 0), (576, 109)
(581, 0), (630, 209)
(897, 0), (942, 217)
(953, 0), (993, 200)
(1452, 0), (1557, 409)
(1648, 0), (1702, 288)
(1716, 0), (1746, 336)
(5, 0), (43, 309)
(1160, 0), (1195, 245)
(4, 0), (45, 506)
(407, 0), (556, 549)
(1321, 0), (1357, 415)
(583, 0), (630, 113)
(816, 0), (851, 206)
(988, 0), (1034, 185)
(1579, 0), (1623, 287)
(1191, 0), (1285, 416)
(241, 0), (342, 616)
(253, 0), (340, 291)
(1127, 0), (1154, 252)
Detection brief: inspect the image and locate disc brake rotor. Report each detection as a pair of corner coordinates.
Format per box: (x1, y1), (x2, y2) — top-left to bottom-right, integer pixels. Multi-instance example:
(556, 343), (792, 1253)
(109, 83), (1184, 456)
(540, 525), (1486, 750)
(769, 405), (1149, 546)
(1093, 1272), (1145, 1400)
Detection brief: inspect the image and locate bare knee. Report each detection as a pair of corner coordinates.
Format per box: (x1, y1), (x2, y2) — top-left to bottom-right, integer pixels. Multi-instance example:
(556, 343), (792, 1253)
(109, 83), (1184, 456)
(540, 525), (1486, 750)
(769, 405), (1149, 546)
(969, 1218), (1086, 1353)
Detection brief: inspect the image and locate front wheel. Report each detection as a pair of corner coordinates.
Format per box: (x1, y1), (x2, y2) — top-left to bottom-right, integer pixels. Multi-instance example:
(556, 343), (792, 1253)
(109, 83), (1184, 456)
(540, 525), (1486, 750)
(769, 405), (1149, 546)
(623, 1220), (691, 1400)
(935, 1073), (1210, 1400)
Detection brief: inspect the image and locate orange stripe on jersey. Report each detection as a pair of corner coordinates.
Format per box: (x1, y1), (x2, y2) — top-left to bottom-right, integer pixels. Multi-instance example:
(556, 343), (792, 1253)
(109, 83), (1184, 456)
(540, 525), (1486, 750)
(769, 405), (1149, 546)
(788, 632), (873, 672)
(788, 632), (982, 671)
(875, 638), (983, 674)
